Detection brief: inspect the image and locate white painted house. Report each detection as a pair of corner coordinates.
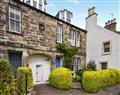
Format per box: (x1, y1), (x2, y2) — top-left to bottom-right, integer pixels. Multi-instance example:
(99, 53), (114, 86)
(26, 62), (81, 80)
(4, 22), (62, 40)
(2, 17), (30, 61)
(86, 7), (120, 70)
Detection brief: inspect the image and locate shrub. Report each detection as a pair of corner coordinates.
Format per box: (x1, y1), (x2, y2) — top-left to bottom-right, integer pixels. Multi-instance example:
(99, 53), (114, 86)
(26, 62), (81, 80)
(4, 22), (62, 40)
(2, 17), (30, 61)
(82, 69), (120, 93)
(87, 60), (96, 70)
(49, 67), (72, 90)
(56, 43), (78, 69)
(0, 59), (14, 95)
(17, 67), (33, 95)
(74, 75), (81, 82)
(75, 68), (93, 80)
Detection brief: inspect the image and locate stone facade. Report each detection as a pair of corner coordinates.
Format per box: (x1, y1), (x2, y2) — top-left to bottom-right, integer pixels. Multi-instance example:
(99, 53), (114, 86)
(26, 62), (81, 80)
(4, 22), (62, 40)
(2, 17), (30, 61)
(0, 0), (87, 71)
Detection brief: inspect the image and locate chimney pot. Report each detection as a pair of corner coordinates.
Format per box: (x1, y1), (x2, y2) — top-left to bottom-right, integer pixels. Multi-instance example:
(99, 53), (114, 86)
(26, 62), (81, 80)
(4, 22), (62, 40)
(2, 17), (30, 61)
(104, 18), (117, 32)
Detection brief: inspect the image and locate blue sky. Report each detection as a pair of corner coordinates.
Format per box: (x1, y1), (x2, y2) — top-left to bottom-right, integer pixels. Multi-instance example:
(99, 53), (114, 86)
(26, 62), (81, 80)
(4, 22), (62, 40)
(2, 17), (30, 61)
(46, 0), (120, 31)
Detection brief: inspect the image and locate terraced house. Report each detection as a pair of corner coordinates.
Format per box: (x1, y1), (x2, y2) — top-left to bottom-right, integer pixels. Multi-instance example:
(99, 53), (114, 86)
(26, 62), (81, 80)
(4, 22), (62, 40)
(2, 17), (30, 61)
(0, 0), (87, 84)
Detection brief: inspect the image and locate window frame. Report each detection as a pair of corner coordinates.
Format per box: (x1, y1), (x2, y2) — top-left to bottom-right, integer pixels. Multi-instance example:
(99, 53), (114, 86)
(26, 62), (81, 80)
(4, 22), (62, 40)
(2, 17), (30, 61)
(76, 32), (80, 47)
(9, 6), (21, 34)
(56, 24), (63, 43)
(71, 57), (81, 72)
(102, 40), (111, 55)
(70, 30), (80, 47)
(70, 30), (76, 46)
(100, 62), (107, 69)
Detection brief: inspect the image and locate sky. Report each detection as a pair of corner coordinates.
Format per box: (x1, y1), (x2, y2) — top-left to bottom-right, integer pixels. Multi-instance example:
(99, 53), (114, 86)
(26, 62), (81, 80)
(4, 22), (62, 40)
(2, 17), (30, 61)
(46, 0), (120, 31)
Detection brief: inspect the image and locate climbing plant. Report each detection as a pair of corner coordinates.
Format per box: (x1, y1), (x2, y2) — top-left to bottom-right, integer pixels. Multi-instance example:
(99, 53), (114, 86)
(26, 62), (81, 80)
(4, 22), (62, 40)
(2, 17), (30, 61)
(56, 43), (78, 69)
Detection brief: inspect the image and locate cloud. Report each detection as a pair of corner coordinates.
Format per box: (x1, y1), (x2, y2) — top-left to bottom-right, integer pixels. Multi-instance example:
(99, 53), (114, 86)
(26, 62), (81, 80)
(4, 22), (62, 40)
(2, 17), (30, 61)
(67, 0), (80, 4)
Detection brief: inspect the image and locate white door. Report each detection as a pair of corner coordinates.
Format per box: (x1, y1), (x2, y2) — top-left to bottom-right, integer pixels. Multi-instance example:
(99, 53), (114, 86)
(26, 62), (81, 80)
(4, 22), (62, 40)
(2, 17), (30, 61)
(29, 55), (51, 84)
(36, 65), (43, 82)
(43, 60), (50, 81)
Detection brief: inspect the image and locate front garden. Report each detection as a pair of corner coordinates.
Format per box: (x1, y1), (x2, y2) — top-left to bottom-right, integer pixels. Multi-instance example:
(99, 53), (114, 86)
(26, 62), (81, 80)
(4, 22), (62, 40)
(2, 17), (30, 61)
(0, 58), (120, 95)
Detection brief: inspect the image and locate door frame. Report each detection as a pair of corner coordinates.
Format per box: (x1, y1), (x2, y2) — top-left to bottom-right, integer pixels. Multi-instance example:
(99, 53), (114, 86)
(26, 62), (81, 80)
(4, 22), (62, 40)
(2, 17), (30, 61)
(56, 56), (62, 68)
(8, 50), (22, 77)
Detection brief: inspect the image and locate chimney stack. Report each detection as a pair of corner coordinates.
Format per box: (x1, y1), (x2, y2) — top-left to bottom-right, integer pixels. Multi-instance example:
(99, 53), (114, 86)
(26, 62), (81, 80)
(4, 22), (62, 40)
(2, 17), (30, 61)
(104, 18), (117, 32)
(88, 7), (96, 17)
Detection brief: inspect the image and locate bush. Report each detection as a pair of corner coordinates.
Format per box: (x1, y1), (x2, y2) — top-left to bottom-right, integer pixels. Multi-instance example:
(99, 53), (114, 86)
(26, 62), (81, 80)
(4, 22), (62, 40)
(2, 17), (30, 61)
(82, 69), (120, 93)
(0, 59), (14, 95)
(76, 68), (93, 80)
(74, 75), (81, 82)
(17, 67), (33, 95)
(87, 60), (96, 70)
(49, 67), (72, 90)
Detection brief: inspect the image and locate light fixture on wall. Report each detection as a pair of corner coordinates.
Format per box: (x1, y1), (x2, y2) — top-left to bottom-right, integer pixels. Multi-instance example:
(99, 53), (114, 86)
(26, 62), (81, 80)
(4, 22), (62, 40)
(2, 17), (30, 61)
(48, 47), (56, 52)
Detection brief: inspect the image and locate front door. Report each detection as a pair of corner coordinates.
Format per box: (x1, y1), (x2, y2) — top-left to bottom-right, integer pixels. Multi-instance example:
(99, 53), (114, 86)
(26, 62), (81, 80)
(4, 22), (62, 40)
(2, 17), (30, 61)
(36, 65), (43, 82)
(8, 51), (22, 77)
(56, 56), (61, 68)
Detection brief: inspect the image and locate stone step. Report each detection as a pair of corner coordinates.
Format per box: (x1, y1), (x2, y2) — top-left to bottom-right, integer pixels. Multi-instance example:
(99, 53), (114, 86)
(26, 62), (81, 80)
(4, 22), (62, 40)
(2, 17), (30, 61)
(72, 82), (81, 89)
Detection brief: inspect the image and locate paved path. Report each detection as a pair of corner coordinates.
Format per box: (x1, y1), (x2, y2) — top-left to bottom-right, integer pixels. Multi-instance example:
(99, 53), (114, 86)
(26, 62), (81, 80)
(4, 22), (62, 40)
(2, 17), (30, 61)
(32, 83), (120, 95)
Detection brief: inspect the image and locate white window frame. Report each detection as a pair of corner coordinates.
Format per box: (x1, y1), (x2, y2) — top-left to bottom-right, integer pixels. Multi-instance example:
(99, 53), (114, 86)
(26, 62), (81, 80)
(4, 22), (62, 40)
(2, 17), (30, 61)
(76, 32), (80, 47)
(9, 7), (21, 33)
(33, 0), (37, 8)
(70, 30), (75, 46)
(70, 30), (80, 47)
(56, 24), (62, 43)
(72, 57), (81, 72)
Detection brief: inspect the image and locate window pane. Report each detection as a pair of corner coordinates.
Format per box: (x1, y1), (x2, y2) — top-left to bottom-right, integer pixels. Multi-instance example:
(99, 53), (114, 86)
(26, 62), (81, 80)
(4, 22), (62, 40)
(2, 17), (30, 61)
(101, 63), (107, 69)
(10, 19), (15, 31)
(15, 21), (20, 32)
(103, 42), (110, 52)
(33, 1), (37, 7)
(15, 14), (20, 20)
(9, 7), (21, 33)
(56, 24), (62, 42)
(10, 12), (14, 18)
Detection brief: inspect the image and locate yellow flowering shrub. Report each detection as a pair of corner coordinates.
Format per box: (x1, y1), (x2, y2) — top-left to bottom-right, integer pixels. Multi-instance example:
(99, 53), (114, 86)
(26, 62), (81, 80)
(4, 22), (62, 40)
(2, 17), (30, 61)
(49, 67), (72, 90)
(82, 69), (120, 93)
(17, 67), (33, 95)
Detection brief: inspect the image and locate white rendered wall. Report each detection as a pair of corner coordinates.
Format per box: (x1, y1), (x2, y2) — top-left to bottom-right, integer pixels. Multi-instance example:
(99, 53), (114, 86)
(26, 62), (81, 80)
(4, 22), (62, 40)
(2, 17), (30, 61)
(86, 14), (120, 69)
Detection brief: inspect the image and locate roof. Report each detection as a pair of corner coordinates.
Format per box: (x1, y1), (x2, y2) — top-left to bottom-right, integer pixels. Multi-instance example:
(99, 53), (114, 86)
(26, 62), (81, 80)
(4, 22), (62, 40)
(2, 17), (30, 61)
(14, 0), (87, 33)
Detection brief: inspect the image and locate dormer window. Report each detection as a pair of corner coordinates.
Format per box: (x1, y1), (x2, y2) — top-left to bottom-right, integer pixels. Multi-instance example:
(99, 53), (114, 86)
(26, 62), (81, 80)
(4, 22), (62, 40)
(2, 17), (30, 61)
(26, 0), (30, 4)
(33, 1), (37, 8)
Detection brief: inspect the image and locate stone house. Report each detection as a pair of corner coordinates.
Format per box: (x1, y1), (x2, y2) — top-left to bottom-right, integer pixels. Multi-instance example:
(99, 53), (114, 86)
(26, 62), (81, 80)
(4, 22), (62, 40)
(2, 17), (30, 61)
(0, 0), (87, 84)
(86, 7), (120, 70)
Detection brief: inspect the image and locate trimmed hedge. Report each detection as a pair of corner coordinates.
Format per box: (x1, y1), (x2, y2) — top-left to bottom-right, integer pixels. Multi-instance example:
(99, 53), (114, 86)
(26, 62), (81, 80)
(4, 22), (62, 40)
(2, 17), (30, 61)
(49, 67), (72, 90)
(17, 67), (33, 95)
(0, 59), (14, 95)
(82, 69), (120, 93)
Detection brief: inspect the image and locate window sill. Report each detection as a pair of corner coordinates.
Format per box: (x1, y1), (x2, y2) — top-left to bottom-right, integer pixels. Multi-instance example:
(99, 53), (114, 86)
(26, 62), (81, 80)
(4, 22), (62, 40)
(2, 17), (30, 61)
(70, 45), (80, 48)
(7, 31), (23, 36)
(56, 41), (62, 44)
(102, 52), (111, 56)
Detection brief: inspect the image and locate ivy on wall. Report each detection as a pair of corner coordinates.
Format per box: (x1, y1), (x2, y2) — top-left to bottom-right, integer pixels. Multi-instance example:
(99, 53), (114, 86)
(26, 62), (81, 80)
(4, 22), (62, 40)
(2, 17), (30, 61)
(56, 43), (78, 69)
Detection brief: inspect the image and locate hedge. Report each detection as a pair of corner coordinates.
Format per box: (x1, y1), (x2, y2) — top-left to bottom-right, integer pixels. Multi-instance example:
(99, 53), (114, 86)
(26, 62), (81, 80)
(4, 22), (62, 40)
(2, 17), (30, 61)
(82, 69), (120, 93)
(0, 59), (14, 95)
(49, 67), (72, 90)
(17, 67), (33, 95)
